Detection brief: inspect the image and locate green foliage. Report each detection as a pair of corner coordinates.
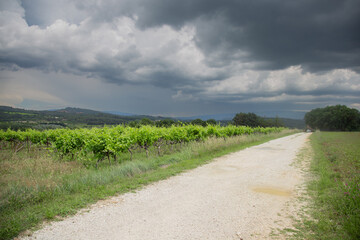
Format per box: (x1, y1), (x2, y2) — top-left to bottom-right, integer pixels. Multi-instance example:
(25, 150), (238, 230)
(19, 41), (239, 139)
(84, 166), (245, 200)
(190, 118), (207, 126)
(233, 112), (260, 127)
(128, 120), (140, 128)
(206, 119), (217, 125)
(0, 125), (285, 167)
(305, 105), (360, 131)
(140, 118), (154, 126)
(155, 119), (177, 127)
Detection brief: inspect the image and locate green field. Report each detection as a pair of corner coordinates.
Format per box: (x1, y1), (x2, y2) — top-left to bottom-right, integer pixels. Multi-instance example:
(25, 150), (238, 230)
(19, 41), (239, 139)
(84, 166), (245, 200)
(294, 132), (360, 239)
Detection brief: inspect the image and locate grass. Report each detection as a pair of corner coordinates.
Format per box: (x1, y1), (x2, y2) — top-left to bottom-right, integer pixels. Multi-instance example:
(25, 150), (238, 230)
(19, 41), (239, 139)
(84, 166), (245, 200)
(0, 129), (297, 240)
(293, 132), (360, 240)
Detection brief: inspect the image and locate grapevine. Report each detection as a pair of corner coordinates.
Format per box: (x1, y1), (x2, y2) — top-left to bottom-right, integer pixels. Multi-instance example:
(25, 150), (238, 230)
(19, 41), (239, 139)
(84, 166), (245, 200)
(0, 125), (285, 166)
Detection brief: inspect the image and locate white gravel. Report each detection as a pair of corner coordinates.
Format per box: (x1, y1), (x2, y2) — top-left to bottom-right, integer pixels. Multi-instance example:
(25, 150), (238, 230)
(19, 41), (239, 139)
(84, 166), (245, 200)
(21, 133), (310, 240)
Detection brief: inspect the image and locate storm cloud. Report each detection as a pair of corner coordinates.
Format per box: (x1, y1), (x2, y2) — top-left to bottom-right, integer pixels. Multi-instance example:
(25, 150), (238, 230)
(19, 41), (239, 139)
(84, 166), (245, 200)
(130, 0), (360, 72)
(0, 0), (359, 117)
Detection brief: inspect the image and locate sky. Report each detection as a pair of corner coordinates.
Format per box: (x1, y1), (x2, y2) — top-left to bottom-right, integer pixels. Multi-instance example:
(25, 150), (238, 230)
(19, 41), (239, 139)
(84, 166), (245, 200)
(0, 0), (359, 119)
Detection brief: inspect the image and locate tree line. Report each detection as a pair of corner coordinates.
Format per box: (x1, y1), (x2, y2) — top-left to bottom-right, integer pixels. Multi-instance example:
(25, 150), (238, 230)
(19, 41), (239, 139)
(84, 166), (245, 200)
(128, 114), (283, 128)
(305, 105), (360, 131)
(232, 113), (284, 127)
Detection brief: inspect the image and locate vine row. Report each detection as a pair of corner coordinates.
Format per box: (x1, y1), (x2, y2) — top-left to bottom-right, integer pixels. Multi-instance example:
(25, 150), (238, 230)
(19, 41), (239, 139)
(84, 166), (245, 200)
(0, 125), (285, 166)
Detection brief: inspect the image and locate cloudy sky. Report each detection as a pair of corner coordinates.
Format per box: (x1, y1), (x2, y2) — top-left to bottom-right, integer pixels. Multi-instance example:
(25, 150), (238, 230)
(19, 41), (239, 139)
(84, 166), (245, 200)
(0, 0), (359, 118)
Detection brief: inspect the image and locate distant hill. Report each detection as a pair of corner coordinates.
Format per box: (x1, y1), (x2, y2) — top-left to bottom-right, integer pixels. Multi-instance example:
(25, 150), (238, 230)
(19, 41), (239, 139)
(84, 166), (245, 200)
(54, 107), (102, 114)
(102, 111), (136, 117)
(0, 106), (166, 130)
(177, 113), (236, 121)
(0, 106), (306, 130)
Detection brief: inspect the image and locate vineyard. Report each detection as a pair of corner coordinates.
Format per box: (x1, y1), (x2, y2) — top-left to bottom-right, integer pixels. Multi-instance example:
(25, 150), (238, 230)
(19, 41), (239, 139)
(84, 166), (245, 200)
(0, 125), (284, 167)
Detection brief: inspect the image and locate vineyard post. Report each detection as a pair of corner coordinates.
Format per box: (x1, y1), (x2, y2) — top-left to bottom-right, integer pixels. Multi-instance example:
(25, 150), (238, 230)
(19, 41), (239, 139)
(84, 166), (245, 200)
(107, 152), (111, 165)
(128, 148), (133, 160)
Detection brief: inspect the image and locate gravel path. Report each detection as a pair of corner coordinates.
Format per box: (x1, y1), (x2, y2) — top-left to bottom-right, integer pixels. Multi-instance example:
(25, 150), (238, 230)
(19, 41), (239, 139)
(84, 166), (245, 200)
(22, 133), (310, 240)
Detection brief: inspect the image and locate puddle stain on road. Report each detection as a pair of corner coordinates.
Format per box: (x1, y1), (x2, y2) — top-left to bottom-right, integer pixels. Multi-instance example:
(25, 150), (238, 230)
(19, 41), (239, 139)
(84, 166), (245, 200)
(252, 187), (292, 197)
(209, 165), (241, 174)
(254, 146), (286, 151)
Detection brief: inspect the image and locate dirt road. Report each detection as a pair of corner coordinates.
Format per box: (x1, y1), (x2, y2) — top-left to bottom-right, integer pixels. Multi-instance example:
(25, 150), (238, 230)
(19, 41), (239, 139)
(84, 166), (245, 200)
(22, 133), (310, 240)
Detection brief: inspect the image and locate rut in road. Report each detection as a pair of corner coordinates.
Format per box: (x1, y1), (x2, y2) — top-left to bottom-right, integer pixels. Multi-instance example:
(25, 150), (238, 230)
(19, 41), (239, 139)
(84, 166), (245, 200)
(22, 133), (310, 240)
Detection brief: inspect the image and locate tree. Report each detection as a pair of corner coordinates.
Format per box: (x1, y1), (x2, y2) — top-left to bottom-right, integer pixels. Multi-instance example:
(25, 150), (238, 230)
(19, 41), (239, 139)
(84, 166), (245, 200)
(191, 118), (207, 126)
(273, 115), (283, 127)
(128, 120), (140, 128)
(260, 116), (284, 127)
(155, 119), (176, 127)
(140, 118), (154, 126)
(232, 113), (261, 127)
(206, 119), (217, 125)
(305, 105), (360, 131)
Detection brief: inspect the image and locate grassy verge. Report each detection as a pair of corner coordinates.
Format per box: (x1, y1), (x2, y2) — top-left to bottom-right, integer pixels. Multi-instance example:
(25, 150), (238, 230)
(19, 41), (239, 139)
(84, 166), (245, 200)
(294, 132), (360, 239)
(0, 129), (297, 240)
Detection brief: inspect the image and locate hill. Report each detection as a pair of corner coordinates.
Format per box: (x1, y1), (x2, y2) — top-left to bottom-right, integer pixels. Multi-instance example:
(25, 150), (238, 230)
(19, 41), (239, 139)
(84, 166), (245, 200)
(0, 106), (166, 130)
(0, 106), (306, 130)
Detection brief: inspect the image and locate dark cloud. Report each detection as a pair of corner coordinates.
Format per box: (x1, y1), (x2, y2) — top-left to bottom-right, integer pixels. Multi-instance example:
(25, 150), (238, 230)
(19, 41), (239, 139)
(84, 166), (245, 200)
(131, 0), (360, 72)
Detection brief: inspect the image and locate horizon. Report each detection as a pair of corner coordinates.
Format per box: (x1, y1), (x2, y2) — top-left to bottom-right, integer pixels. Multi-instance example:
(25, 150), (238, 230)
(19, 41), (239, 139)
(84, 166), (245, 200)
(1, 1), (359, 118)
(1, 104), (308, 120)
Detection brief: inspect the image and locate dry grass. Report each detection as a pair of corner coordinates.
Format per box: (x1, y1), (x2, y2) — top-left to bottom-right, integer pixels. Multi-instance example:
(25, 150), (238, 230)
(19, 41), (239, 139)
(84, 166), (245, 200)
(0, 148), (83, 199)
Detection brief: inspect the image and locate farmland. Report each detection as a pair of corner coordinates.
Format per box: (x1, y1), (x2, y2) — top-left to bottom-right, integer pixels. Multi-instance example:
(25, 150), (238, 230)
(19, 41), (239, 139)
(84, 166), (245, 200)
(0, 125), (295, 239)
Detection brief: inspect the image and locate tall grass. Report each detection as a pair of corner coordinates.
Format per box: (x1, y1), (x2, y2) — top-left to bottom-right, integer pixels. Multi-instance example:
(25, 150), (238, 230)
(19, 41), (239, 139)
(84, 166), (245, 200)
(294, 132), (360, 239)
(0, 129), (297, 239)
